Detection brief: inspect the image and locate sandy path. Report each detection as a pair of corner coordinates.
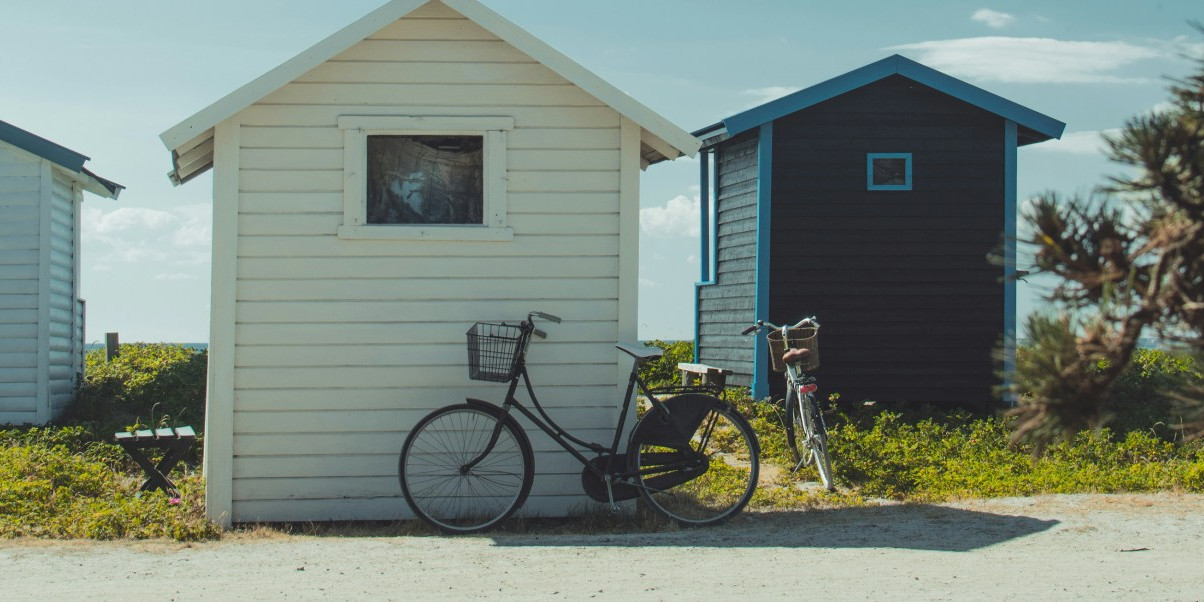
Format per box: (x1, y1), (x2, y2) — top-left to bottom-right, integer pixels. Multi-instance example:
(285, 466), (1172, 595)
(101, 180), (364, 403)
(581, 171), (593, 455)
(2, 493), (1203, 601)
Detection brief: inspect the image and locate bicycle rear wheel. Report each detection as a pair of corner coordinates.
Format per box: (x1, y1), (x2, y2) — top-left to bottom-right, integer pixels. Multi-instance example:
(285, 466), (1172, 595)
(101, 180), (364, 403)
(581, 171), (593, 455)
(399, 404), (534, 534)
(796, 393), (835, 491)
(627, 394), (758, 527)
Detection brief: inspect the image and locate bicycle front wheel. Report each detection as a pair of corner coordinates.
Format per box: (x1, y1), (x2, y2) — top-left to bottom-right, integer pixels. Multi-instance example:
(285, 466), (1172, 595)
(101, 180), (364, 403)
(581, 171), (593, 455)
(627, 394), (758, 527)
(399, 404), (534, 534)
(797, 393), (835, 491)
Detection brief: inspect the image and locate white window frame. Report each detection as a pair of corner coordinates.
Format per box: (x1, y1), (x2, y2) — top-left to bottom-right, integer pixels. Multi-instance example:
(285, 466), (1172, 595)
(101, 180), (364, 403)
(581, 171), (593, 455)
(337, 115), (514, 241)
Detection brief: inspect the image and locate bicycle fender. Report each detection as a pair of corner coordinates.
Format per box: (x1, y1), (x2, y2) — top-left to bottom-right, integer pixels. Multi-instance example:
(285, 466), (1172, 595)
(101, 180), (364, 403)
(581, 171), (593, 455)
(464, 398), (506, 414)
(631, 393), (719, 447)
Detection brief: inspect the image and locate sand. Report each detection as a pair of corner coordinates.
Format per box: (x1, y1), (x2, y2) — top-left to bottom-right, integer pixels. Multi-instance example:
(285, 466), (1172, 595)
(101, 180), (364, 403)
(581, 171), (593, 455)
(3, 493), (1203, 600)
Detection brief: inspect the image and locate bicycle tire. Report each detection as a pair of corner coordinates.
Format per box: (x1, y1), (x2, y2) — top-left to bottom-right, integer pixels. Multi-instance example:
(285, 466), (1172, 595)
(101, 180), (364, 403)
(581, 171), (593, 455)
(627, 394), (759, 527)
(784, 387), (804, 465)
(798, 393), (836, 492)
(399, 403), (534, 534)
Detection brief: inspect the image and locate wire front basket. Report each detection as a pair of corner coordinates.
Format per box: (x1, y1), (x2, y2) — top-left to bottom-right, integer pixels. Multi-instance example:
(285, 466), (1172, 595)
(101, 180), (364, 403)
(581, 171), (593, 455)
(466, 322), (526, 382)
(767, 326), (819, 372)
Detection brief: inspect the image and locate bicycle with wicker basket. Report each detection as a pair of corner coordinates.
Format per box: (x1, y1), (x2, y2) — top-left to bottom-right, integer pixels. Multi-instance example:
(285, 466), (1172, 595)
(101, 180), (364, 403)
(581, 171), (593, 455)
(398, 311), (760, 534)
(742, 316), (835, 491)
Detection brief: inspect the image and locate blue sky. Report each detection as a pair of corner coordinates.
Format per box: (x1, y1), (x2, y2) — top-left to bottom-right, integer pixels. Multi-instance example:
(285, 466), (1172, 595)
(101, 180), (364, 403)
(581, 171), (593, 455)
(1, 0), (1200, 342)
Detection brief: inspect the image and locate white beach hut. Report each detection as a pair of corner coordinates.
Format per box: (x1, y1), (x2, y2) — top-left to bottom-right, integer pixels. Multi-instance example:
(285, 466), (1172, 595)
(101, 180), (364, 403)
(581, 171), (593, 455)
(0, 119), (123, 425)
(160, 0), (698, 525)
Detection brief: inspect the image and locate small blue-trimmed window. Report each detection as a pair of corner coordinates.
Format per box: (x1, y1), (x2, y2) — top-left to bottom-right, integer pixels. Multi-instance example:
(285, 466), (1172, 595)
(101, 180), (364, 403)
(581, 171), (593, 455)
(867, 153), (912, 191)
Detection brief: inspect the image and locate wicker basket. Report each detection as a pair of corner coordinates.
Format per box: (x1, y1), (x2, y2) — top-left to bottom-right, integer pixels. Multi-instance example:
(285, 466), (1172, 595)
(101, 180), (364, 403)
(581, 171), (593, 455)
(466, 322), (526, 382)
(767, 325), (819, 372)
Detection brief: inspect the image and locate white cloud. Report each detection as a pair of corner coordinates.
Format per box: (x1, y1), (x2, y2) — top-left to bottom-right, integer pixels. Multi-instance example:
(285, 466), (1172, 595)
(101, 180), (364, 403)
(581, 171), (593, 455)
(155, 273), (199, 281)
(1151, 101), (1176, 114)
(83, 204), (211, 268)
(971, 9), (1015, 29)
(1028, 129), (1121, 155)
(890, 37), (1163, 84)
(640, 195), (700, 238)
(742, 86), (802, 107)
(88, 207), (177, 234)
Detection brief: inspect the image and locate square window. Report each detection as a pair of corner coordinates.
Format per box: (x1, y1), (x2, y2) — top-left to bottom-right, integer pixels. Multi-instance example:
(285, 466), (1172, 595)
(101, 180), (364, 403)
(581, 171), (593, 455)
(366, 135), (483, 225)
(867, 153), (912, 191)
(338, 116), (514, 241)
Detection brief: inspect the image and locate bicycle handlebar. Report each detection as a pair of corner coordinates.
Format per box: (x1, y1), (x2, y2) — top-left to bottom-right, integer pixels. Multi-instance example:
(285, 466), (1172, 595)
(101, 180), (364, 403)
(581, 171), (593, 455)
(530, 311), (562, 324)
(741, 316), (819, 336)
(526, 311), (562, 339)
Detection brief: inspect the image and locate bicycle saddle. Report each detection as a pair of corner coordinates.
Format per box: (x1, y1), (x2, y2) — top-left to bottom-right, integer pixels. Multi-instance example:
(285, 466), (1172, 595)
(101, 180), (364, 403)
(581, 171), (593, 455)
(615, 343), (663, 362)
(782, 348), (811, 364)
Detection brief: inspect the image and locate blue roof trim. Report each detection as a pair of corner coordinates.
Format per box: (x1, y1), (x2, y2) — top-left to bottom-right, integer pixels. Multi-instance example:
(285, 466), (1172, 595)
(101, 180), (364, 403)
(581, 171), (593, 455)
(0, 119), (89, 172)
(722, 55), (1065, 143)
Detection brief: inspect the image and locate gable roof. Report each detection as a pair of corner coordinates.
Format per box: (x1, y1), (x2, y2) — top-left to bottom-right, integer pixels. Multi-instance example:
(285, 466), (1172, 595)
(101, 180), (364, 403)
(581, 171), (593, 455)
(0, 119), (123, 199)
(160, 0), (699, 185)
(695, 54), (1065, 148)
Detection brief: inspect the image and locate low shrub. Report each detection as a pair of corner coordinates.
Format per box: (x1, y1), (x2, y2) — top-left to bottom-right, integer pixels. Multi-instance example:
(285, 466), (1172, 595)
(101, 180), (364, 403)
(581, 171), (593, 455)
(827, 411), (1204, 502)
(0, 438), (218, 541)
(63, 344), (207, 436)
(638, 339), (695, 390)
(1100, 348), (1202, 438)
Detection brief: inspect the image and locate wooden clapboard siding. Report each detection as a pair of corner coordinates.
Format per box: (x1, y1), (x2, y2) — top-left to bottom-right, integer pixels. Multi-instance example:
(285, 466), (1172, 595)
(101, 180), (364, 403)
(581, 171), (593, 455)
(768, 75), (1004, 406)
(224, 3), (631, 521)
(696, 131), (758, 385)
(230, 493), (612, 523)
(46, 173), (79, 417)
(0, 145), (42, 421)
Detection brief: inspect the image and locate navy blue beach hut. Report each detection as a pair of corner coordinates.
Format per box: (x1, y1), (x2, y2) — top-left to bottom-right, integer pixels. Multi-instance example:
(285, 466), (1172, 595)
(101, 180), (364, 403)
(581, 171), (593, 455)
(691, 55), (1065, 406)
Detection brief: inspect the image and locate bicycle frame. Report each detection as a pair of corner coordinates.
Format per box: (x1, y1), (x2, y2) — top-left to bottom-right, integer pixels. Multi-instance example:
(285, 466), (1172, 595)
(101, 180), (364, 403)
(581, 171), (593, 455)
(463, 342), (698, 498)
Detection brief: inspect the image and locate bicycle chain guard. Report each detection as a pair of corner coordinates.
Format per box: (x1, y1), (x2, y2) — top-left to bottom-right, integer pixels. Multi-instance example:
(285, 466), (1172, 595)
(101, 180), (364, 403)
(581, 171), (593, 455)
(580, 454), (640, 502)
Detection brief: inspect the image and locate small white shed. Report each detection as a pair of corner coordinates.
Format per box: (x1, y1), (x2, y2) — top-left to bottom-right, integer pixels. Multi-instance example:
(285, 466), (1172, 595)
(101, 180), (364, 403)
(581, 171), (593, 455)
(0, 119), (123, 425)
(160, 0), (698, 525)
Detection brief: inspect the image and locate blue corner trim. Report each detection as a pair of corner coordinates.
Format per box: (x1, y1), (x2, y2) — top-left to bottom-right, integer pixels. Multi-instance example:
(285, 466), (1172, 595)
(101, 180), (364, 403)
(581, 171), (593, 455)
(0, 118), (89, 173)
(753, 123), (773, 400)
(722, 55), (1065, 143)
(867, 152), (912, 191)
(694, 150), (713, 364)
(699, 150), (711, 283)
(1003, 120), (1018, 405)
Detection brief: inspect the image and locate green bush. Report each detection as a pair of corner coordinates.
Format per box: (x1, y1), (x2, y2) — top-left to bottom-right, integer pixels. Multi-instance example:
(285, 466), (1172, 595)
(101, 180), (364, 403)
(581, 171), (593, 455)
(63, 344), (207, 434)
(825, 411), (1204, 502)
(1100, 348), (1201, 438)
(638, 340), (695, 389)
(0, 438), (218, 540)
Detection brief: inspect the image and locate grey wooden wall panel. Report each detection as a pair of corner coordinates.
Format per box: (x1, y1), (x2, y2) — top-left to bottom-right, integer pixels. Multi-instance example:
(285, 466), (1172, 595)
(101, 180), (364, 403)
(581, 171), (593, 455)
(696, 132), (759, 386)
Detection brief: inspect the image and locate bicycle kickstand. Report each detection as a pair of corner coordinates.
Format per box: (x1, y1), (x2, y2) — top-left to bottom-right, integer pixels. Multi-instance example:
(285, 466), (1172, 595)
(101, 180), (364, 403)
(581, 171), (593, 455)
(603, 476), (621, 513)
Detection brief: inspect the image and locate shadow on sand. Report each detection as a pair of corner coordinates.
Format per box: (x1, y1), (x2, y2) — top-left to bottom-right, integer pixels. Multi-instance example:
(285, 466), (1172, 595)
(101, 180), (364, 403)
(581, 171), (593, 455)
(490, 504), (1060, 552)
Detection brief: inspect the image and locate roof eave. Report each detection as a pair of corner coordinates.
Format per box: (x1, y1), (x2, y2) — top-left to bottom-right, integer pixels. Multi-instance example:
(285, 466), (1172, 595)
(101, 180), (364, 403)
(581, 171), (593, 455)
(719, 54), (1065, 142)
(161, 0), (699, 185)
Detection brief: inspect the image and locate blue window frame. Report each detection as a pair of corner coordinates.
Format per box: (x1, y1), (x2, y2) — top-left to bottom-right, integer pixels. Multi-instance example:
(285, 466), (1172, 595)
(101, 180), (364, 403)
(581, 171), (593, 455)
(867, 153), (912, 191)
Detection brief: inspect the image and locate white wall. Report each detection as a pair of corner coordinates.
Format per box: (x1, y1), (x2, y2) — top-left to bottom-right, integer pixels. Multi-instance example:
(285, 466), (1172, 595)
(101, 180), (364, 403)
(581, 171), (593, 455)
(0, 144), (42, 424)
(47, 173), (80, 417)
(221, 2), (635, 521)
(0, 143), (85, 425)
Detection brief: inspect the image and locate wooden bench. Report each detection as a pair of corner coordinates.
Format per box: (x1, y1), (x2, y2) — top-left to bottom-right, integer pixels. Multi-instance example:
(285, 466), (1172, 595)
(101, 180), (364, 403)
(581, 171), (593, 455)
(114, 426), (196, 495)
(677, 362), (733, 389)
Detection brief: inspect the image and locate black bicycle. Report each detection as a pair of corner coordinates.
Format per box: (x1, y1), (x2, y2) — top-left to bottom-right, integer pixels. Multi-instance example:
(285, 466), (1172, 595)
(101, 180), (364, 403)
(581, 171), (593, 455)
(399, 311), (759, 533)
(743, 317), (835, 491)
